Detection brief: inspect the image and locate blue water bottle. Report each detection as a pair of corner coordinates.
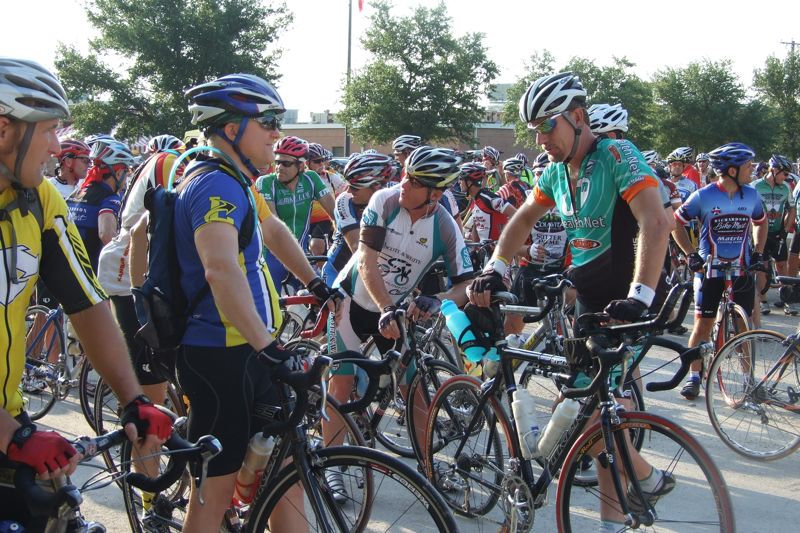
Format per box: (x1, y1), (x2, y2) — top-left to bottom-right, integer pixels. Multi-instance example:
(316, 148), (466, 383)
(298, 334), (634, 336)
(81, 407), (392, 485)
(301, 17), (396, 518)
(441, 300), (488, 362)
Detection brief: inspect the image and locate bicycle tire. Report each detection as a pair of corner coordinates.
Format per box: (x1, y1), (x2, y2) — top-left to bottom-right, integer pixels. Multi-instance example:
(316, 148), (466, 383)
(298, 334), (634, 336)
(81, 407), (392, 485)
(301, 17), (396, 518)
(363, 329), (458, 368)
(405, 359), (462, 467)
(22, 305), (63, 420)
(713, 303), (750, 353)
(424, 375), (509, 517)
(556, 410), (736, 533)
(78, 357), (99, 431)
(245, 445), (458, 533)
(706, 329), (800, 461)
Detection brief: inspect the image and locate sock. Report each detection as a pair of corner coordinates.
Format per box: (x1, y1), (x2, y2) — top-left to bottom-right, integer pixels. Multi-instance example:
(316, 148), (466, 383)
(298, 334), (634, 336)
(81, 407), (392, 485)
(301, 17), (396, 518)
(141, 491), (154, 511)
(689, 372), (700, 381)
(598, 519), (624, 532)
(638, 467), (662, 492)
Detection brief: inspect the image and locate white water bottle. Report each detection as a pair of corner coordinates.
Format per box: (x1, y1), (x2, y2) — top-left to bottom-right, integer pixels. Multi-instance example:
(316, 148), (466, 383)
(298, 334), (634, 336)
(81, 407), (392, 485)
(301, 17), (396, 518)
(536, 399), (579, 459)
(233, 433), (275, 504)
(505, 333), (527, 349)
(511, 389), (540, 459)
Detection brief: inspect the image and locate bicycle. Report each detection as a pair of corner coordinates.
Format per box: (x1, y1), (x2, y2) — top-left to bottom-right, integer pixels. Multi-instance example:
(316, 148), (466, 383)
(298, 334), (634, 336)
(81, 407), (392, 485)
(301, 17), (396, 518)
(709, 260), (761, 352)
(423, 290), (734, 532)
(121, 355), (459, 532)
(705, 274), (800, 460)
(1, 423), (220, 533)
(23, 304), (99, 428)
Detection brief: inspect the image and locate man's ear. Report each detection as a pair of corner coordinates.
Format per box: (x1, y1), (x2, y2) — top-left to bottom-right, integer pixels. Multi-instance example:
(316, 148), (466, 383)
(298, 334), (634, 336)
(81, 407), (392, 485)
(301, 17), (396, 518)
(0, 116), (19, 151)
(221, 121), (240, 140)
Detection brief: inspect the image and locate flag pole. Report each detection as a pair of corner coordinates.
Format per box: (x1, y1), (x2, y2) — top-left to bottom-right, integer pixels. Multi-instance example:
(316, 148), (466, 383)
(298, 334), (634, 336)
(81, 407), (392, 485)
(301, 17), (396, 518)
(345, 0), (352, 155)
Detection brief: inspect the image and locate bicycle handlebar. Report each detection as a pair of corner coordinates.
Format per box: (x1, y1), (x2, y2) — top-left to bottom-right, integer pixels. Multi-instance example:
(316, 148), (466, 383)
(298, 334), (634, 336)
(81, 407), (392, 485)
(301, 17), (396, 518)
(260, 355), (332, 435)
(329, 350), (401, 414)
(645, 341), (713, 392)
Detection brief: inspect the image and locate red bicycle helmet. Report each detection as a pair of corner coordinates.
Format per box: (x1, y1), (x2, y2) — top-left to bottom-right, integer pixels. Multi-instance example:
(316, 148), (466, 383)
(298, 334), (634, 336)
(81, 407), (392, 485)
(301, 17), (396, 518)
(274, 135), (309, 160)
(57, 139), (90, 161)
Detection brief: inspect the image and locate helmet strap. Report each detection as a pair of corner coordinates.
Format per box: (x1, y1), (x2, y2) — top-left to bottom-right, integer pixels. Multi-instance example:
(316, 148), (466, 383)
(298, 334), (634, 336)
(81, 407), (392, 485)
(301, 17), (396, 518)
(213, 117), (261, 178)
(561, 112), (582, 166)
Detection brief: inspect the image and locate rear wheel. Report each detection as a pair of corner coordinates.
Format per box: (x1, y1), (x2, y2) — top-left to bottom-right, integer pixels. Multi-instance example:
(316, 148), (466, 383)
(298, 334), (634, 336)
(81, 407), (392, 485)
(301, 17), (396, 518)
(23, 305), (63, 420)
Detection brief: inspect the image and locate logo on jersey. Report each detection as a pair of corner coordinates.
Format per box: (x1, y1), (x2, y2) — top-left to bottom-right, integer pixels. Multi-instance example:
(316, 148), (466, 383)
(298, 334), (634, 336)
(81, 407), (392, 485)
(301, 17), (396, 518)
(416, 237), (428, 247)
(570, 238), (601, 250)
(711, 214), (750, 244)
(608, 145), (622, 163)
(576, 177), (591, 208)
(362, 207), (378, 227)
(460, 246), (472, 270)
(0, 245), (38, 306)
(712, 206), (721, 215)
(378, 255), (413, 286)
(204, 196), (237, 224)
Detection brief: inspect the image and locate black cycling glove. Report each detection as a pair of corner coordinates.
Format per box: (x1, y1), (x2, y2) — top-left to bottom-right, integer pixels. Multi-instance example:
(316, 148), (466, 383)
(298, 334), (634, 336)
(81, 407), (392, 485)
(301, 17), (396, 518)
(378, 305), (400, 331)
(604, 298), (649, 322)
(307, 277), (333, 303)
(687, 252), (705, 272)
(470, 270), (505, 296)
(413, 295), (441, 315)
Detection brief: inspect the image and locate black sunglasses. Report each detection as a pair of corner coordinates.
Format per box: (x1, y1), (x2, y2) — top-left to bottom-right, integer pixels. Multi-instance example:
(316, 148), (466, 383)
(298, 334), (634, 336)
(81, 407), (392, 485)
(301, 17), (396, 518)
(276, 160), (299, 167)
(255, 115), (282, 130)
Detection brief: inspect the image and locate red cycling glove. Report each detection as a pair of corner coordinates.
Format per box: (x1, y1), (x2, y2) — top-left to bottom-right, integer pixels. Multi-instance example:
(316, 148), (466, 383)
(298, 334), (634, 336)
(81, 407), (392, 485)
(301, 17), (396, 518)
(120, 395), (173, 441)
(6, 427), (77, 476)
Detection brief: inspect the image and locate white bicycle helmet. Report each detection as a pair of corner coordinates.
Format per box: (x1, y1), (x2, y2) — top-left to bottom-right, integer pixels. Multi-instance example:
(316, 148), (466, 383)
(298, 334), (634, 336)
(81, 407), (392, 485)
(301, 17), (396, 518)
(641, 150), (661, 166)
(666, 147), (694, 163)
(344, 153), (393, 188)
(518, 72), (587, 124)
(392, 134), (422, 153)
(0, 57), (70, 122)
(405, 146), (462, 189)
(588, 103), (629, 134)
(147, 134), (185, 154)
(502, 157), (525, 175)
(91, 139), (135, 168)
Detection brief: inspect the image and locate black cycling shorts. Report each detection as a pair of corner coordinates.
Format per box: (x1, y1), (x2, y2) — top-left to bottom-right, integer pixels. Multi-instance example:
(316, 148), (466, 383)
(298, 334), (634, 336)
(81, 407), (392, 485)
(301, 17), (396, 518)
(791, 232), (800, 255)
(764, 232), (788, 262)
(35, 280), (57, 310)
(310, 220), (334, 241)
(511, 263), (563, 306)
(176, 344), (281, 477)
(110, 295), (166, 386)
(693, 273), (755, 318)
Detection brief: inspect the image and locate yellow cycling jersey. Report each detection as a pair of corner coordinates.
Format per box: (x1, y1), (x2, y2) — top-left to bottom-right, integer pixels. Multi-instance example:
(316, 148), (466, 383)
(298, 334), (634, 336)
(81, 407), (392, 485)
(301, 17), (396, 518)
(1, 179), (106, 417)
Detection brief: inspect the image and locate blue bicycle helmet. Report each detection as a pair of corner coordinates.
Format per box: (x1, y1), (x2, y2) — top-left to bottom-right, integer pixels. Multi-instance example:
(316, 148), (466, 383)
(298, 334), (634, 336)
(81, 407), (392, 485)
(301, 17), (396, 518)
(708, 142), (755, 174)
(769, 154), (792, 173)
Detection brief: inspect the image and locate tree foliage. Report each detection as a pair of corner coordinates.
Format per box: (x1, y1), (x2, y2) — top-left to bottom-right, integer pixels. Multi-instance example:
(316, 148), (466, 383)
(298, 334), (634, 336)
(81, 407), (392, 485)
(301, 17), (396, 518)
(753, 50), (800, 157)
(55, 0), (292, 139)
(338, 1), (498, 145)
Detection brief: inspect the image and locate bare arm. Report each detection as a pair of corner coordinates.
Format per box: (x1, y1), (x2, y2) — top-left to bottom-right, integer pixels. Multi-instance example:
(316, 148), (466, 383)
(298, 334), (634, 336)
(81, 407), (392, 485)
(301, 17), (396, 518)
(752, 220), (768, 253)
(358, 243), (393, 311)
(490, 196), (549, 267)
(98, 212), (117, 245)
(196, 222), (273, 350)
(129, 213), (148, 288)
(629, 187), (670, 290)
(439, 279), (471, 307)
(319, 193), (336, 223)
(343, 228), (360, 253)
(672, 222), (695, 255)
(260, 214), (317, 284)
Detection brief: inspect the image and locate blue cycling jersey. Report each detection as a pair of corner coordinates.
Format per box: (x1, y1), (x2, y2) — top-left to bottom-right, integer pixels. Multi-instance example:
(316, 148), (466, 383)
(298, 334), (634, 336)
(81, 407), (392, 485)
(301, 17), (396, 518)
(675, 182), (766, 277)
(67, 181), (121, 270)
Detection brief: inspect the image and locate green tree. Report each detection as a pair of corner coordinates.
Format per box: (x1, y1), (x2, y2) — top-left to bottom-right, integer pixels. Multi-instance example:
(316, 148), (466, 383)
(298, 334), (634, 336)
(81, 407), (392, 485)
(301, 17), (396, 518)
(55, 0), (292, 139)
(753, 49), (800, 158)
(503, 54), (655, 150)
(651, 60), (773, 157)
(338, 1), (497, 145)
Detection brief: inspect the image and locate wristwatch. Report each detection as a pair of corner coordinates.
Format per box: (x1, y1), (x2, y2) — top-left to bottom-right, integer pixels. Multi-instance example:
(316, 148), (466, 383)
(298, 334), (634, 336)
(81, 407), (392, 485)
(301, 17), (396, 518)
(11, 423), (37, 449)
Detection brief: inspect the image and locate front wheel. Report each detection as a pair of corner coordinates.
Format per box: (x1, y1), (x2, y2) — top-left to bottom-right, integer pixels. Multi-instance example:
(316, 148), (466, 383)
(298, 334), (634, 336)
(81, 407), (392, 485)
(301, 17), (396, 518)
(706, 329), (800, 461)
(556, 411), (735, 532)
(245, 445), (458, 532)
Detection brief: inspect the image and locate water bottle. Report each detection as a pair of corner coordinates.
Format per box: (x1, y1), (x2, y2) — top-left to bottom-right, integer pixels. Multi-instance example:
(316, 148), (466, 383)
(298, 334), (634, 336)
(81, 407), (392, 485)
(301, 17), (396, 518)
(536, 399), (580, 459)
(505, 333), (528, 349)
(441, 299), (487, 363)
(511, 388), (541, 459)
(233, 433), (275, 504)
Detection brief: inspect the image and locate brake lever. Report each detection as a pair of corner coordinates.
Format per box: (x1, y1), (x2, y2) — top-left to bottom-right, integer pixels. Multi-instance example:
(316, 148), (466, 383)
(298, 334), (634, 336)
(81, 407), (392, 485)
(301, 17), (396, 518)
(195, 435), (222, 506)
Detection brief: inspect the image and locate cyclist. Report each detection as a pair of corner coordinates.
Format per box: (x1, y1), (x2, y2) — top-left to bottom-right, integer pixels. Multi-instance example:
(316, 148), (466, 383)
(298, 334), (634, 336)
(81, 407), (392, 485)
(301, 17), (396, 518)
(307, 142), (346, 257)
(392, 134), (422, 171)
(667, 146), (701, 188)
(67, 139), (134, 271)
(175, 73), (334, 532)
(50, 139), (90, 198)
(515, 152), (536, 186)
(145, 133), (184, 156)
(325, 146), (474, 484)
(470, 72), (671, 529)
(0, 57), (171, 527)
(322, 152), (393, 285)
(588, 102), (628, 140)
(752, 154), (793, 314)
(696, 152), (713, 185)
(482, 145), (505, 190)
(673, 142), (767, 400)
(531, 151), (549, 181)
(498, 156), (531, 209)
(255, 135), (335, 292)
(459, 161), (516, 243)
(666, 148), (699, 203)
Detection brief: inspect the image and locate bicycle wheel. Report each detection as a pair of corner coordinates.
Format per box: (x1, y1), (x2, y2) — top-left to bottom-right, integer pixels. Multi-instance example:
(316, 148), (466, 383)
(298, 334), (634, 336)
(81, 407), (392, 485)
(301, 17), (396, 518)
(22, 305), (63, 420)
(120, 431), (192, 532)
(78, 357), (99, 431)
(245, 445), (458, 533)
(406, 359), (462, 466)
(424, 375), (508, 517)
(306, 389), (368, 449)
(557, 411), (736, 532)
(362, 328), (458, 368)
(706, 329), (800, 460)
(713, 303), (750, 353)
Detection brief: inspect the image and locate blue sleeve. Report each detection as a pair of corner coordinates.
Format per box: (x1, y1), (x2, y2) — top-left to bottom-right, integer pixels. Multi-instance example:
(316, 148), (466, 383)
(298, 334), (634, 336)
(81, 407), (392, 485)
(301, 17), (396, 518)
(188, 173), (248, 233)
(675, 189), (702, 224)
(99, 194), (121, 216)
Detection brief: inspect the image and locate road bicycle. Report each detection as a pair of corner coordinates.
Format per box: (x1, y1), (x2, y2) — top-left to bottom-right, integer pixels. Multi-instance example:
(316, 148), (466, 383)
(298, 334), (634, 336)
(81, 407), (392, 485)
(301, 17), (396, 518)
(120, 356), (459, 532)
(423, 290), (734, 532)
(705, 274), (800, 460)
(23, 304), (99, 427)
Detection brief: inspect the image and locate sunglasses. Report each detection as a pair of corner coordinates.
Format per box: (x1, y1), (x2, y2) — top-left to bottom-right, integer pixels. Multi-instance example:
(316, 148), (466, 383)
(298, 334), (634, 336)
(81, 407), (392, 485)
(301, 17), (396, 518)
(276, 160), (298, 167)
(529, 114), (560, 134)
(255, 115), (282, 131)
(309, 158), (325, 164)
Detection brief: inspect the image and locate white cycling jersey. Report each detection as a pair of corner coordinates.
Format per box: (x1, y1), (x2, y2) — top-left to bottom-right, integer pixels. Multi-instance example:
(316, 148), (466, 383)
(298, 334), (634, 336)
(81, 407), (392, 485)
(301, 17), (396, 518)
(334, 187), (474, 312)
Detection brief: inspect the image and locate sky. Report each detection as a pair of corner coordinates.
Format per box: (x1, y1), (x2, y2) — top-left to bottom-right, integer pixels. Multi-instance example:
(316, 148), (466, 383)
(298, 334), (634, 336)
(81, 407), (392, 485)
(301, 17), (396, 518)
(3, 0), (800, 123)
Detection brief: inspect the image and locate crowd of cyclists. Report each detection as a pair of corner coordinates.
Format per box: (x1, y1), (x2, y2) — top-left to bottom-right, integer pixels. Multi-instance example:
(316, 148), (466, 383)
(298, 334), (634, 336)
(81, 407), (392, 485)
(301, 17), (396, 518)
(2, 54), (800, 531)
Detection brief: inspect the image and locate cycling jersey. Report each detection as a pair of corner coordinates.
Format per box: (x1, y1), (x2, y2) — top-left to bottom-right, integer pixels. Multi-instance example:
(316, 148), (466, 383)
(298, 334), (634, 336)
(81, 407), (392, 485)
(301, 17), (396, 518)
(255, 170), (328, 245)
(1, 180), (106, 417)
(752, 177), (791, 234)
(323, 192), (364, 284)
(528, 209), (567, 269)
(683, 165), (701, 189)
(498, 179), (530, 209)
(486, 168), (502, 192)
(520, 168), (535, 187)
(47, 176), (76, 199)
(793, 184), (800, 229)
(532, 138), (658, 310)
(175, 168), (281, 347)
(67, 181), (121, 271)
(471, 189), (511, 241)
(672, 177), (697, 203)
(659, 177), (681, 209)
(309, 169), (346, 225)
(334, 187), (474, 312)
(675, 182), (766, 278)
(438, 189), (460, 218)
